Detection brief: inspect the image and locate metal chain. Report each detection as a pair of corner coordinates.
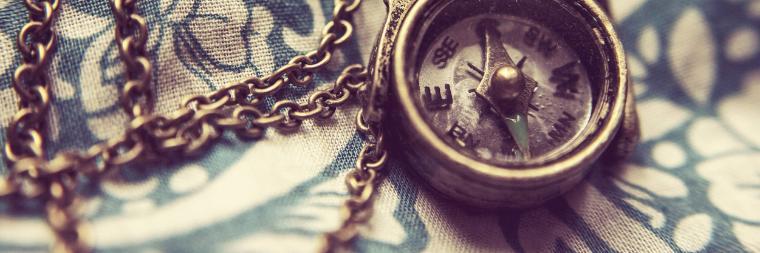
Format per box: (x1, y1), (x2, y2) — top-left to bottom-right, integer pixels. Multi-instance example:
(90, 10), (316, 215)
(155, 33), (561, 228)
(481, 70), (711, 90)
(1, 0), (385, 252)
(5, 0), (58, 166)
(1, 1), (91, 252)
(318, 109), (388, 253)
(113, 0), (153, 117)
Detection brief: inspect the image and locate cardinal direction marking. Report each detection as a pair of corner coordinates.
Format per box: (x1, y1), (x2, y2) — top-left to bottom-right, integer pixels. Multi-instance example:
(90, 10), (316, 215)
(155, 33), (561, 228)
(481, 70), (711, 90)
(551, 61), (581, 100)
(524, 26), (558, 58)
(447, 121), (479, 148)
(423, 84), (453, 110)
(548, 111), (577, 143)
(432, 36), (459, 69)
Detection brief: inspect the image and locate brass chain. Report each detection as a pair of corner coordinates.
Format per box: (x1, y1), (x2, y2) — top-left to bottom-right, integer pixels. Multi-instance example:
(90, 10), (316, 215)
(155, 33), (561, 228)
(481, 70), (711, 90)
(113, 0), (154, 117)
(318, 109), (388, 253)
(1, 0), (387, 252)
(2, 1), (91, 252)
(5, 0), (58, 167)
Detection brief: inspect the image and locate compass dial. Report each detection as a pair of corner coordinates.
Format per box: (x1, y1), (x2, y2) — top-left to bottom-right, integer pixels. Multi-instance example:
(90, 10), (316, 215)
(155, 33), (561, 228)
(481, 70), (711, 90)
(416, 14), (593, 164)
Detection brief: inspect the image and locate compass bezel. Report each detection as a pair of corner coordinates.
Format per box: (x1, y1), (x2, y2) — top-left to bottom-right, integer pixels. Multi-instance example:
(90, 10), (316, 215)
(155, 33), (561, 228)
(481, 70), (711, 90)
(388, 0), (629, 207)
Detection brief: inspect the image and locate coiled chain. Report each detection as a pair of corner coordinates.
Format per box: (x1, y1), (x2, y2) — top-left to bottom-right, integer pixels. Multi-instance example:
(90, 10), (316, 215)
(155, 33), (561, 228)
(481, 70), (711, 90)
(2, 0), (385, 252)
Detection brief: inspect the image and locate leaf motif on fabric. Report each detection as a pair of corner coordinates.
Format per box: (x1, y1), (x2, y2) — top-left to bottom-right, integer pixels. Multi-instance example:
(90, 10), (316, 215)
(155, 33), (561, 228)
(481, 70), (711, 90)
(628, 55), (648, 80)
(611, 0), (648, 21)
(169, 164), (210, 194)
(673, 213), (713, 252)
(725, 26), (759, 62)
(669, 8), (716, 106)
(101, 177), (160, 201)
(613, 179), (653, 200)
(636, 98), (692, 142)
(638, 25), (661, 64)
(623, 198), (665, 229)
(614, 164), (688, 198)
(733, 222), (760, 252)
(651, 141), (687, 169)
(697, 153), (760, 223)
(687, 117), (747, 157)
(718, 69), (760, 146)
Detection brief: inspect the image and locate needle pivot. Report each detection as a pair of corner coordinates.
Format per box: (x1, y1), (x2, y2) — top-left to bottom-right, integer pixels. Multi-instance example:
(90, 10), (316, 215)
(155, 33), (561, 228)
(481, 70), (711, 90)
(473, 19), (537, 159)
(491, 65), (524, 101)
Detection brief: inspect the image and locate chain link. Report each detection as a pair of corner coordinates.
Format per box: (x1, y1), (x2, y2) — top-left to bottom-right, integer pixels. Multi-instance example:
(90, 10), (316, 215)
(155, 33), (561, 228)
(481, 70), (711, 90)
(6, 0), (58, 165)
(113, 0), (153, 117)
(2, 0), (384, 252)
(318, 109), (388, 253)
(0, 1), (90, 252)
(315, 2), (390, 251)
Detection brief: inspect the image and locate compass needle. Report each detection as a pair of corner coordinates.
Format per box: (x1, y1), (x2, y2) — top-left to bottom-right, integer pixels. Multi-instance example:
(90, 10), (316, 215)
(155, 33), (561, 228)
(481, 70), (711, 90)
(471, 19), (536, 158)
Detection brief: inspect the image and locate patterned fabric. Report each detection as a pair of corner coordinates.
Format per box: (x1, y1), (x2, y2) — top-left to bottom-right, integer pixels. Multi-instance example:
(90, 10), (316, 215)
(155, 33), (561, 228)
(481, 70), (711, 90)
(0, 0), (759, 252)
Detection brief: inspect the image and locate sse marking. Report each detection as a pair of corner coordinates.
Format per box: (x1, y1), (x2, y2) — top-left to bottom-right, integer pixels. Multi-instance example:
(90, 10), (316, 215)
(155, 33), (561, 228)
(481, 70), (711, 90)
(432, 36), (459, 69)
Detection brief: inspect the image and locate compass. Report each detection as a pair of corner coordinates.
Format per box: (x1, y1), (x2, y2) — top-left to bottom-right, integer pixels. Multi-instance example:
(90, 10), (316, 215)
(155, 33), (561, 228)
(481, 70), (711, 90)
(420, 16), (593, 163)
(366, 0), (640, 208)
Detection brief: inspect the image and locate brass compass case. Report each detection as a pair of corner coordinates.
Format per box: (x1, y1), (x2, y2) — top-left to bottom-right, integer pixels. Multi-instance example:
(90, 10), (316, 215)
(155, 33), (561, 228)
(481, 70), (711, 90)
(376, 0), (637, 208)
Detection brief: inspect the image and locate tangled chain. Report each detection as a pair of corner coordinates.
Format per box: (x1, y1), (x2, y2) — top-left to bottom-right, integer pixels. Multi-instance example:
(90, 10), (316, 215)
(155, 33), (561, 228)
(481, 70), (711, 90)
(2, 0), (386, 252)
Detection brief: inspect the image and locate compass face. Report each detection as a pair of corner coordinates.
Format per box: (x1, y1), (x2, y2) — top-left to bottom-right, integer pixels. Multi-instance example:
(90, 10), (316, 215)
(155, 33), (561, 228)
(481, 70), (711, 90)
(415, 14), (594, 164)
(390, 0), (628, 206)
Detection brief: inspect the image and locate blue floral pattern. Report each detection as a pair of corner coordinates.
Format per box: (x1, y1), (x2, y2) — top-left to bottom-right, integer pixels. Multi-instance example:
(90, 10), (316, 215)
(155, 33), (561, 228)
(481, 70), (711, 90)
(0, 0), (758, 252)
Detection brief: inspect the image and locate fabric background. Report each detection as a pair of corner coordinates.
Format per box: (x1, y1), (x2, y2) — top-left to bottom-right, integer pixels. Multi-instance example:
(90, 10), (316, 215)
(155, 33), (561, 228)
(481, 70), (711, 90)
(0, 0), (759, 252)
